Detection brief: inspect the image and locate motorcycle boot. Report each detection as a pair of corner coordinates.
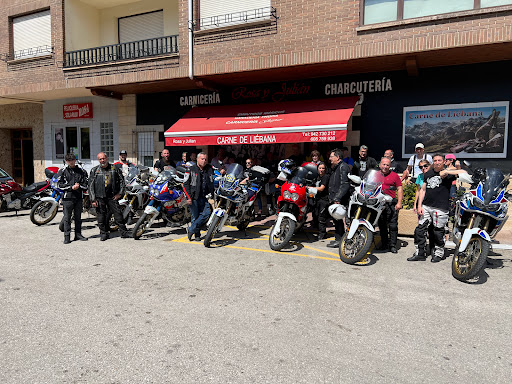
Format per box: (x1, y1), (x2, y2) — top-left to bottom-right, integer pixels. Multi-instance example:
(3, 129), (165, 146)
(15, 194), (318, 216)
(407, 245), (426, 261)
(64, 235), (71, 244)
(74, 233), (88, 241)
(100, 233), (109, 241)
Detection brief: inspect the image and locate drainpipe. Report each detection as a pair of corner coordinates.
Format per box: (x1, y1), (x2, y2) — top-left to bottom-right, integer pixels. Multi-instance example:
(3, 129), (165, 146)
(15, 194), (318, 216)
(188, 0), (194, 80)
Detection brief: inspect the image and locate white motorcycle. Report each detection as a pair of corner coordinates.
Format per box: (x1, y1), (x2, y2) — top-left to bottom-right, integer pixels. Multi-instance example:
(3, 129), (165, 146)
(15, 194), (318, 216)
(118, 165), (150, 225)
(452, 168), (510, 281)
(339, 169), (393, 264)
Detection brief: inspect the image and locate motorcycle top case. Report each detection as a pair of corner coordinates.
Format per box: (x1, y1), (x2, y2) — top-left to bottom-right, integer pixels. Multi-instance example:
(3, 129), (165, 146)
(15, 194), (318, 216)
(247, 166), (270, 185)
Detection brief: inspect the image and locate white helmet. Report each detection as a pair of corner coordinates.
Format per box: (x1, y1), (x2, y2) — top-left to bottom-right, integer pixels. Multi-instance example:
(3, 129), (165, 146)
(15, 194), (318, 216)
(328, 204), (346, 220)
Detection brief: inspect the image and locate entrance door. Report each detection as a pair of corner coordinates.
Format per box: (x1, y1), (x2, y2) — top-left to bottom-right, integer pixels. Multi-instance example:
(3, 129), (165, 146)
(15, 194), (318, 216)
(11, 129), (33, 185)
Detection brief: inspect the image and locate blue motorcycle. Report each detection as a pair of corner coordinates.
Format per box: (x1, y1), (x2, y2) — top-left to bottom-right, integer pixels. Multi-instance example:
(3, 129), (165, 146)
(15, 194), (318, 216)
(132, 166), (190, 239)
(29, 168), (63, 225)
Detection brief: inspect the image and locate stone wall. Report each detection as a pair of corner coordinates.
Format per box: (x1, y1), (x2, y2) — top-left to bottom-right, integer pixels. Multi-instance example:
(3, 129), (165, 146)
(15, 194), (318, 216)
(0, 103), (44, 181)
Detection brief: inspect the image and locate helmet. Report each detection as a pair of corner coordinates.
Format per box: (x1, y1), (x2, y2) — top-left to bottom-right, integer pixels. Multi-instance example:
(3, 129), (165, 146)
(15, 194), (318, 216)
(173, 165), (190, 183)
(278, 159), (296, 174)
(328, 204), (347, 220)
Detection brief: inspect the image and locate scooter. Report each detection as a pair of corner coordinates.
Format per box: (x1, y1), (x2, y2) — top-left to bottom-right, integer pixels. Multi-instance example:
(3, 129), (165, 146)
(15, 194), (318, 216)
(0, 167), (57, 212)
(268, 162), (318, 251)
(203, 164), (270, 248)
(451, 167), (510, 281)
(338, 169), (393, 264)
(132, 166), (190, 239)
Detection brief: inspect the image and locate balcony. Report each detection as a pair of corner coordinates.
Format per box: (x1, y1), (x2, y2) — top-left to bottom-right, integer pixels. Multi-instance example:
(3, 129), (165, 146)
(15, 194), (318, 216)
(64, 35), (178, 68)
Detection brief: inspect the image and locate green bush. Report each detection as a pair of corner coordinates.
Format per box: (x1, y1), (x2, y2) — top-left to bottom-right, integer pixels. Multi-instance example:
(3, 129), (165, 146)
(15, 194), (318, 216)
(402, 182), (418, 210)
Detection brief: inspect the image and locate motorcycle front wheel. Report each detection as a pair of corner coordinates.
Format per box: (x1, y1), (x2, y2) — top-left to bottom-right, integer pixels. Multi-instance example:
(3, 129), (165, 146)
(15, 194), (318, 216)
(268, 217), (296, 251)
(452, 236), (489, 281)
(339, 226), (373, 264)
(204, 215), (221, 248)
(30, 200), (58, 225)
(132, 213), (151, 240)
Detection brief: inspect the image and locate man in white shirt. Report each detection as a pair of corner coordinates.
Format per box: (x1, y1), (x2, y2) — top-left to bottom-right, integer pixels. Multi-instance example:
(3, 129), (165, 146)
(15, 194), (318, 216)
(402, 143), (433, 183)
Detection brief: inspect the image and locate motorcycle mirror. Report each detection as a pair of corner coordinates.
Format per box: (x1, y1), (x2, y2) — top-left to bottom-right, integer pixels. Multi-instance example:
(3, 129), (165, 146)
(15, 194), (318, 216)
(463, 160), (472, 168)
(348, 174), (361, 185)
(383, 194), (393, 203)
(458, 172), (473, 184)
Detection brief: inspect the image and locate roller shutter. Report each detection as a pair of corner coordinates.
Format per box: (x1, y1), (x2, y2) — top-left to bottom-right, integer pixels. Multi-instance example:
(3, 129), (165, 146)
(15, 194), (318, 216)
(12, 9), (51, 59)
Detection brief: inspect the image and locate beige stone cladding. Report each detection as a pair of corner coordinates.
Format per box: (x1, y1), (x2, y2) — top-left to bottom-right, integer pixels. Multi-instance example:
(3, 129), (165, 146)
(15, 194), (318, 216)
(0, 103), (44, 180)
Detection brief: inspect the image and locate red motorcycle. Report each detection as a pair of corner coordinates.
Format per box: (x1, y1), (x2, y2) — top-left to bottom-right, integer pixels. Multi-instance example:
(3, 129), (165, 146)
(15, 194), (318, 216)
(268, 162), (318, 250)
(0, 167), (58, 212)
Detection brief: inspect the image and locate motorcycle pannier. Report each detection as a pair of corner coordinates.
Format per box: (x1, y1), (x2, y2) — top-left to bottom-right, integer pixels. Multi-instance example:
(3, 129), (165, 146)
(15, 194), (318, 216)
(247, 166), (270, 185)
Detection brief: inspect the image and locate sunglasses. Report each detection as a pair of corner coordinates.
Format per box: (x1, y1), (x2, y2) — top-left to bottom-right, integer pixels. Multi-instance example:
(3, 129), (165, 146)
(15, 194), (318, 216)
(419, 164), (429, 169)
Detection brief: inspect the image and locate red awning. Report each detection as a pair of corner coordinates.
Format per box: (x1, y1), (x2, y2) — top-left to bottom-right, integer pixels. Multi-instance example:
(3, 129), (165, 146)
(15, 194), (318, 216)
(165, 96), (360, 146)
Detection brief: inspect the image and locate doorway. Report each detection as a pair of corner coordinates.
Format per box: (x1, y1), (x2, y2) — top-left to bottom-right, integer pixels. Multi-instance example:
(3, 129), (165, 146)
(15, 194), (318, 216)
(11, 129), (34, 185)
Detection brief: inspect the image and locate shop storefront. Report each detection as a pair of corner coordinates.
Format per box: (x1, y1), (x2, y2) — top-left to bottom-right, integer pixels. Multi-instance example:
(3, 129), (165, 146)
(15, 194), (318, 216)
(137, 60), (511, 170)
(43, 96), (119, 173)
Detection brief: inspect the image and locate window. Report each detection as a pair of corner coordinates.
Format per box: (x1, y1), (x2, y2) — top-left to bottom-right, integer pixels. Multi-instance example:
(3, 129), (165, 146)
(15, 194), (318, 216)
(198, 0), (272, 30)
(118, 10), (164, 59)
(100, 122), (114, 160)
(12, 9), (52, 60)
(138, 132), (154, 167)
(362, 0), (512, 25)
(53, 126), (90, 160)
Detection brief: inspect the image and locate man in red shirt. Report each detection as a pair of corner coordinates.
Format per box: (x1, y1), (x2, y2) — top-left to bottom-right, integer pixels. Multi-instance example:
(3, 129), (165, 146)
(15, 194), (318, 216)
(377, 157), (403, 253)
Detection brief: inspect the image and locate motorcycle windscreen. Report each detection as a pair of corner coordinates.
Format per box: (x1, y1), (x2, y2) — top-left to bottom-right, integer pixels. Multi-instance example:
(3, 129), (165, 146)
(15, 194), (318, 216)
(480, 168), (507, 205)
(290, 166), (318, 185)
(361, 169), (384, 198)
(125, 166), (140, 184)
(154, 168), (177, 186)
(220, 163), (244, 191)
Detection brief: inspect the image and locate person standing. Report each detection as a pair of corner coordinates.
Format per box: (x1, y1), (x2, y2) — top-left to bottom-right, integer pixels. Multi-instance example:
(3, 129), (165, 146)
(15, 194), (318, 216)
(376, 157), (403, 253)
(326, 149), (351, 248)
(352, 145), (378, 177)
(176, 152), (188, 167)
(89, 152), (131, 241)
(383, 149), (404, 174)
(402, 143), (433, 183)
(408, 154), (466, 262)
(57, 154), (89, 244)
(341, 146), (355, 170)
(154, 149), (176, 173)
(114, 150), (135, 177)
(184, 152), (215, 241)
(211, 148), (227, 169)
(310, 162), (330, 240)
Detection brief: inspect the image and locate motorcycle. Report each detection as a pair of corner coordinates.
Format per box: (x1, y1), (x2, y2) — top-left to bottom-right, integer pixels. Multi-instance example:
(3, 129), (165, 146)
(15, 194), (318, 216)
(451, 167), (510, 281)
(268, 163), (318, 251)
(0, 167), (57, 212)
(118, 165), (150, 225)
(203, 163), (270, 248)
(30, 168), (64, 225)
(338, 169), (393, 264)
(132, 166), (190, 239)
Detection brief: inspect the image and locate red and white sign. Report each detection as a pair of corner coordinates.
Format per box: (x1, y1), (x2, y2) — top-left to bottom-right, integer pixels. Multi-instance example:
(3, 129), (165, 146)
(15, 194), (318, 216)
(63, 103), (93, 119)
(165, 97), (358, 146)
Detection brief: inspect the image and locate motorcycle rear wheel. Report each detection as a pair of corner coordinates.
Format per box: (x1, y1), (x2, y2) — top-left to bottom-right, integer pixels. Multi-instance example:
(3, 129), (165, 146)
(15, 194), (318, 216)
(452, 236), (489, 281)
(339, 227), (373, 264)
(204, 215), (221, 248)
(268, 217), (296, 251)
(30, 200), (58, 225)
(132, 213), (150, 240)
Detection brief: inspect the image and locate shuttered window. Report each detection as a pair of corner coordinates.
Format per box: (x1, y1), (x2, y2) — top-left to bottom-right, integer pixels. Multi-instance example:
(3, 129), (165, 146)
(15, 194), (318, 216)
(199, 0), (271, 29)
(12, 9), (52, 60)
(118, 10), (164, 43)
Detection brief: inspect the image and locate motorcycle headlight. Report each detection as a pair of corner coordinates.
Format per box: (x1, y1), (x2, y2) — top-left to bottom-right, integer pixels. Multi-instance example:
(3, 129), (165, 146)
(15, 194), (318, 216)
(356, 193), (365, 203)
(487, 202), (502, 212)
(290, 192), (299, 201)
(283, 190), (292, 199)
(367, 198), (379, 206)
(473, 198), (485, 210)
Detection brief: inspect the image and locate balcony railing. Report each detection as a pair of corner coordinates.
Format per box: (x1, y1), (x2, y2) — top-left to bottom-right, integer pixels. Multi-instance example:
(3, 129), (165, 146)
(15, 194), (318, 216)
(196, 7), (277, 30)
(64, 35), (178, 68)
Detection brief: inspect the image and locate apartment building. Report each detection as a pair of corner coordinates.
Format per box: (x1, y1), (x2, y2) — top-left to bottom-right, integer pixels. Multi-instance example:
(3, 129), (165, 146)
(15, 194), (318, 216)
(0, 0), (511, 183)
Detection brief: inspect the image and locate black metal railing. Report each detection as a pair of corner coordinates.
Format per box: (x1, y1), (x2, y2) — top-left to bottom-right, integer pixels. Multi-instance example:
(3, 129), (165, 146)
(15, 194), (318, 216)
(64, 35), (179, 68)
(196, 7), (277, 30)
(1, 45), (53, 61)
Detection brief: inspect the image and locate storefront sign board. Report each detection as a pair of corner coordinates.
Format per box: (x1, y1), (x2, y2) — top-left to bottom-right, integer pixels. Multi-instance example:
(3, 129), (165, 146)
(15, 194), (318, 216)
(63, 103), (93, 119)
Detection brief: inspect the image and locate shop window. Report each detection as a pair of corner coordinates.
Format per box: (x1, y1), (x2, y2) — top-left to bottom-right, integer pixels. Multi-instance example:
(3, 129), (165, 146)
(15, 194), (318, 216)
(198, 0), (272, 30)
(362, 0), (512, 25)
(53, 126), (90, 160)
(100, 122), (114, 160)
(12, 9), (52, 60)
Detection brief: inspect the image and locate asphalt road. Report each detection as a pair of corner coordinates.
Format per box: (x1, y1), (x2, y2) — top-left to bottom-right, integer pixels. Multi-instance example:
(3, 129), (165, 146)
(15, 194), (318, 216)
(1, 210), (511, 383)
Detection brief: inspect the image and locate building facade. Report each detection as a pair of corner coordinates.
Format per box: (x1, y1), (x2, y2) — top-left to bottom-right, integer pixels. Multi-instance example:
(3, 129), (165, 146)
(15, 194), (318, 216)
(0, 0), (511, 182)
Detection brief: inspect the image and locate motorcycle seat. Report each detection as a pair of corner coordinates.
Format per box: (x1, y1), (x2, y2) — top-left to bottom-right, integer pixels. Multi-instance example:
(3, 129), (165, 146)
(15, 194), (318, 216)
(23, 181), (47, 193)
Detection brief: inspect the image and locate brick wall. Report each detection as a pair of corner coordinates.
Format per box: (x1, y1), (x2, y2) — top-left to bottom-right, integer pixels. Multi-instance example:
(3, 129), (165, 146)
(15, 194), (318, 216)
(0, 0), (511, 96)
(0, 102), (45, 180)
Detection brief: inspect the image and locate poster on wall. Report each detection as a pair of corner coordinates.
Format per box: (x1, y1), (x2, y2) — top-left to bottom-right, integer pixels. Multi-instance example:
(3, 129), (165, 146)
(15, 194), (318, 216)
(54, 127), (64, 159)
(403, 101), (509, 158)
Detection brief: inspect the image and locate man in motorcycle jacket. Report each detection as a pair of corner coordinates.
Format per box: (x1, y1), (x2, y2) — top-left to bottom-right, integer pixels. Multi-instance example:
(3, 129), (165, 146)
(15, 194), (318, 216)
(408, 154), (467, 262)
(327, 148), (351, 248)
(376, 157), (403, 253)
(57, 153), (89, 244)
(89, 152), (130, 241)
(184, 152), (215, 241)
